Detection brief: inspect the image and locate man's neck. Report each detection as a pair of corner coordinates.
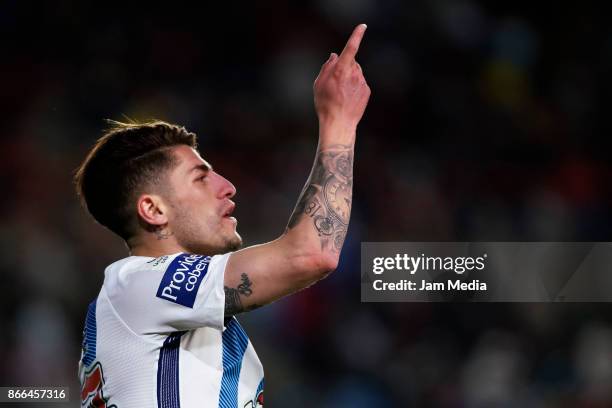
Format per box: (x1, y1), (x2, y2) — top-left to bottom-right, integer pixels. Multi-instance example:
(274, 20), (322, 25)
(128, 236), (185, 258)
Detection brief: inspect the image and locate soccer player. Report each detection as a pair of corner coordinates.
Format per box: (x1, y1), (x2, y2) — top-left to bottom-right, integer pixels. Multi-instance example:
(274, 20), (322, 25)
(75, 24), (370, 408)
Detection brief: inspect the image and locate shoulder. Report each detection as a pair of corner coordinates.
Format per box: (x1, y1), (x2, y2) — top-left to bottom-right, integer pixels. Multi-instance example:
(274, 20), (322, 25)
(102, 252), (233, 333)
(104, 252), (231, 305)
(104, 253), (205, 282)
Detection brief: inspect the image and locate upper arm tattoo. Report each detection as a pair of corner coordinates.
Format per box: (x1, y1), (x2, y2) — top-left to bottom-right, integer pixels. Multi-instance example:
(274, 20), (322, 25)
(224, 272), (259, 316)
(286, 144), (353, 252)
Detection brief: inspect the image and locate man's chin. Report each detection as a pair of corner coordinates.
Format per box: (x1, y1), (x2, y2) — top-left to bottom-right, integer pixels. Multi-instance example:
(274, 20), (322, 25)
(181, 231), (242, 256)
(225, 233), (243, 252)
(216, 230), (243, 254)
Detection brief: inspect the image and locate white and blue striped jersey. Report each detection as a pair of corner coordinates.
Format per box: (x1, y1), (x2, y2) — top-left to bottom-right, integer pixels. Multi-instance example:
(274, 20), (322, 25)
(78, 253), (264, 407)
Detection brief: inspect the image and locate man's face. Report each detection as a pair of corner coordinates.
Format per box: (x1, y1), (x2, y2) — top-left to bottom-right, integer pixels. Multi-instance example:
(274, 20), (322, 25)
(163, 145), (242, 255)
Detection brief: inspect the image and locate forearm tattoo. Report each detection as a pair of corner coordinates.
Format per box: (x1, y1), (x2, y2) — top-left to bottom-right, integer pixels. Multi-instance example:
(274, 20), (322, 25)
(286, 144), (353, 252)
(224, 273), (257, 316)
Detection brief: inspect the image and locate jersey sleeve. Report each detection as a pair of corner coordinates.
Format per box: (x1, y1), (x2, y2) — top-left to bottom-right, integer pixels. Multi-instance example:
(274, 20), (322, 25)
(105, 253), (229, 334)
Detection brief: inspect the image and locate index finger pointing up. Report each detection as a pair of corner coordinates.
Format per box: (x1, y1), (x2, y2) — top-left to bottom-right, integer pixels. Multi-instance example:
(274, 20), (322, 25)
(338, 24), (367, 65)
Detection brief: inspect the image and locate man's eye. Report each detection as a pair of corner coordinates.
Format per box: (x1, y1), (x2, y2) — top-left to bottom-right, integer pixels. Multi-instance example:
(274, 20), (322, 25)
(196, 175), (207, 182)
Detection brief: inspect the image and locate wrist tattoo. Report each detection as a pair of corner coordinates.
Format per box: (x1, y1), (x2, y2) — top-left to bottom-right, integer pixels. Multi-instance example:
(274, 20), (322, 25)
(287, 144), (353, 252)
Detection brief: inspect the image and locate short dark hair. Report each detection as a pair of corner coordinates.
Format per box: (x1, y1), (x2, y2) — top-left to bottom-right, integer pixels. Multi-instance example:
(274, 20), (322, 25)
(74, 120), (197, 241)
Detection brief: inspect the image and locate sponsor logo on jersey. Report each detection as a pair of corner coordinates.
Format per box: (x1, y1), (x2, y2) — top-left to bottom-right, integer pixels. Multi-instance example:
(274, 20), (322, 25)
(156, 253), (211, 308)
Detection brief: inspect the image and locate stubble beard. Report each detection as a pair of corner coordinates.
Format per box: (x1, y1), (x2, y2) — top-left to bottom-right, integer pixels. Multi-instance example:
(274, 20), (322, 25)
(172, 207), (243, 255)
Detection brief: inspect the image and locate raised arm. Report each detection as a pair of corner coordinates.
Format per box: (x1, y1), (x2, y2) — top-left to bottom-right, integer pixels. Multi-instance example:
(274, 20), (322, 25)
(224, 24), (371, 315)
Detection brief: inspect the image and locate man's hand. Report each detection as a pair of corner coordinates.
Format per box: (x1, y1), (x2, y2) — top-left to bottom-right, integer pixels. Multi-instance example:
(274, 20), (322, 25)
(314, 24), (371, 135)
(223, 25), (370, 316)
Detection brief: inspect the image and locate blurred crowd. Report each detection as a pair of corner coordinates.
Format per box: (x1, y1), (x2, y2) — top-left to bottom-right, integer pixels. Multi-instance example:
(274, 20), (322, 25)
(2, 1), (612, 406)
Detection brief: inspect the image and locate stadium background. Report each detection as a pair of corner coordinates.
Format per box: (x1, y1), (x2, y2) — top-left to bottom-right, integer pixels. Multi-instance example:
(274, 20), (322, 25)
(2, 1), (612, 406)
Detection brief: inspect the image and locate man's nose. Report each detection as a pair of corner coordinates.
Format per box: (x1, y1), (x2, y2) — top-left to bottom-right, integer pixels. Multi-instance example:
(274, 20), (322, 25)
(215, 172), (236, 198)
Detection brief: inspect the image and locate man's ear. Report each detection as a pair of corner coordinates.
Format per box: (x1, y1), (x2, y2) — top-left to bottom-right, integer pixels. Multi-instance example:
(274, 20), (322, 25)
(136, 194), (169, 227)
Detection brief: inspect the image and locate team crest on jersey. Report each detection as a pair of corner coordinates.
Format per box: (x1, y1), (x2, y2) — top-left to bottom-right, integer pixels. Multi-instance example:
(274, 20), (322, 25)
(243, 390), (264, 407)
(156, 253), (211, 308)
(81, 362), (117, 408)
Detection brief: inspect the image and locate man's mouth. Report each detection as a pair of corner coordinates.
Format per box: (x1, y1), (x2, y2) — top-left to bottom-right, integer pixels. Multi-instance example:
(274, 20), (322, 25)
(223, 202), (236, 218)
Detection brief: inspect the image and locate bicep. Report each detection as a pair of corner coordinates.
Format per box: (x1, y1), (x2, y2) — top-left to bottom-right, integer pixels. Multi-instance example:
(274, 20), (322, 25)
(223, 237), (331, 315)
